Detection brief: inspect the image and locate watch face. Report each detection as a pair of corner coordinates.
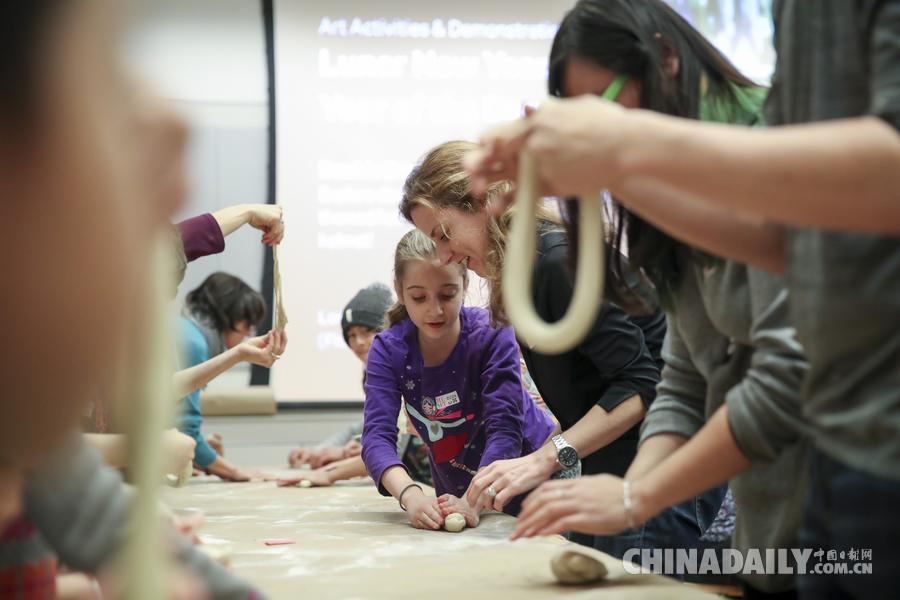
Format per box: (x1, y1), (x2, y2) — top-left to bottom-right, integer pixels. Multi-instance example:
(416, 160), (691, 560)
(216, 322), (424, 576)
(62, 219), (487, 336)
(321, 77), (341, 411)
(558, 446), (579, 468)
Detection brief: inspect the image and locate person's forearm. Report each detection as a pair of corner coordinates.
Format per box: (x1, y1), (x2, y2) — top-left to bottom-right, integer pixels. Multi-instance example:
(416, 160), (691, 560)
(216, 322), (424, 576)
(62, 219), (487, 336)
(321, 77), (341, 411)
(615, 178), (786, 274)
(632, 405), (751, 521)
(566, 395), (646, 459)
(172, 346), (242, 398)
(205, 456), (238, 479)
(380, 465), (418, 500)
(617, 113), (900, 234)
(319, 456), (368, 483)
(625, 433), (688, 480)
(83, 433), (128, 469)
(210, 204), (253, 237)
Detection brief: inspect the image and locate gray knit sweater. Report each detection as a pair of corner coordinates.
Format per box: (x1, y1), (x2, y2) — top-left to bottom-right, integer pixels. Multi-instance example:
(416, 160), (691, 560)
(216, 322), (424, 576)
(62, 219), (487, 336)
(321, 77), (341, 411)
(640, 251), (810, 592)
(18, 434), (263, 599)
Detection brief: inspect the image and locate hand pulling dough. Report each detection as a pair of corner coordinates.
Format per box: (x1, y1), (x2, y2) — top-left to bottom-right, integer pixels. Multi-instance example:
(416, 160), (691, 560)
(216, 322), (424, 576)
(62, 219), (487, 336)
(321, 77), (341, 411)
(550, 549), (608, 585)
(443, 513), (466, 533)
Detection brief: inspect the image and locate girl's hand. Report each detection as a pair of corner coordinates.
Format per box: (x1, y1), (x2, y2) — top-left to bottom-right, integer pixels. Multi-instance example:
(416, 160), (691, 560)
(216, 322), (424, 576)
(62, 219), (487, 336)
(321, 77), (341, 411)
(511, 474), (650, 540)
(247, 204), (284, 245)
(466, 450), (556, 511)
(465, 95), (629, 202)
(403, 491), (444, 531)
(437, 494), (481, 528)
(276, 468), (334, 488)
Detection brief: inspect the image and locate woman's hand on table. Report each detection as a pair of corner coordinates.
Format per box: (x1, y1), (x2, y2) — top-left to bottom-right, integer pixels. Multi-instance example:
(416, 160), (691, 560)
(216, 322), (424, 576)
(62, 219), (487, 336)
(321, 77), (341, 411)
(466, 448), (557, 511)
(511, 474), (652, 540)
(437, 494), (481, 528)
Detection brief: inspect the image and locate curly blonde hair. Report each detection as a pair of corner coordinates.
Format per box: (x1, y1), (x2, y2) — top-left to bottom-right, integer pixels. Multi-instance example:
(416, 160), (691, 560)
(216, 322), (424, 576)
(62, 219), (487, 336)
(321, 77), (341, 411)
(400, 140), (560, 325)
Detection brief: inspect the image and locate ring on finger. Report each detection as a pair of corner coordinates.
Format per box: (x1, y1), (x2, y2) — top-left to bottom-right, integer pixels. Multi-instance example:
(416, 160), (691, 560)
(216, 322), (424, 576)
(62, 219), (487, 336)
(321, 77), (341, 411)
(271, 352), (281, 360)
(487, 486), (497, 498)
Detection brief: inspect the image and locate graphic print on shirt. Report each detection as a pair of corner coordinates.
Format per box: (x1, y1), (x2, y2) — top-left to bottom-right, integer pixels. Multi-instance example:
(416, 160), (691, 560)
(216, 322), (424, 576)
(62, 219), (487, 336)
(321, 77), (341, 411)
(404, 401), (473, 464)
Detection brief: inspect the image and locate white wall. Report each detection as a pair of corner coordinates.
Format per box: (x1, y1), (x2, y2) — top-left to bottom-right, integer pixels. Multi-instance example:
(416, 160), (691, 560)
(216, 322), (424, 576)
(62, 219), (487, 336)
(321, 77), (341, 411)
(126, 0), (270, 387)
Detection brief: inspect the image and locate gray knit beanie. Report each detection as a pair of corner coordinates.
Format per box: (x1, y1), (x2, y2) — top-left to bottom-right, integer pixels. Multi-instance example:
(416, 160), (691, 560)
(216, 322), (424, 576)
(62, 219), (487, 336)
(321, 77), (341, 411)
(341, 283), (393, 345)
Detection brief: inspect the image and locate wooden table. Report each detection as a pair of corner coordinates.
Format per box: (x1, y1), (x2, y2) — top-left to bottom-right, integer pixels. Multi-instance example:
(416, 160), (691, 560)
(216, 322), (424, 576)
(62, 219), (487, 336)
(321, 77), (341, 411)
(163, 471), (727, 599)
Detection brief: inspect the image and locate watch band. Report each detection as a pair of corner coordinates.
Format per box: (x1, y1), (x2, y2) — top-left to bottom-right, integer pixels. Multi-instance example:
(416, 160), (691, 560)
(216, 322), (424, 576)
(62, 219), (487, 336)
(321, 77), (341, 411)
(552, 434), (569, 453)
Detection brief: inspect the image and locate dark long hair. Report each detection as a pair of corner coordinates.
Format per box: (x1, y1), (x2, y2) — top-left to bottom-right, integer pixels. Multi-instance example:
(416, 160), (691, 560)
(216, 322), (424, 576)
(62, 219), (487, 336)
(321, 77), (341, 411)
(185, 272), (267, 333)
(550, 0), (757, 310)
(0, 2), (66, 133)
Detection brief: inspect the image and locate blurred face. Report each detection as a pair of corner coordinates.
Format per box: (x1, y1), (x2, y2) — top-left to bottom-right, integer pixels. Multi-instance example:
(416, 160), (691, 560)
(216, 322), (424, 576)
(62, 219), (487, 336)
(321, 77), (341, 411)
(0, 0), (189, 463)
(562, 54), (642, 108)
(409, 204), (491, 277)
(223, 321), (253, 349)
(346, 325), (377, 364)
(396, 260), (465, 342)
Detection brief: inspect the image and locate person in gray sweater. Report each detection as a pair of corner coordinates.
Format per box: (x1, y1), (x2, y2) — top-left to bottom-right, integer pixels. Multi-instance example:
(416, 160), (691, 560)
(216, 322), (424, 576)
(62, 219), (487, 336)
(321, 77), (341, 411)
(469, 1), (900, 596)
(504, 2), (809, 597)
(4, 434), (263, 599)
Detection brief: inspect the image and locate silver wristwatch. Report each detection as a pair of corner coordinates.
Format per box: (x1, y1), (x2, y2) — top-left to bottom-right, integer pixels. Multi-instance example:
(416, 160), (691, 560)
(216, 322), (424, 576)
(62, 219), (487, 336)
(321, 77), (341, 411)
(552, 434), (579, 469)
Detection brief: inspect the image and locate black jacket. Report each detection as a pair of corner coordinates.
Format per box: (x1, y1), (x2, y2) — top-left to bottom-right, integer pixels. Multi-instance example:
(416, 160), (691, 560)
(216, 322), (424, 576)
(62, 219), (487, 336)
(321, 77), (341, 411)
(519, 225), (665, 477)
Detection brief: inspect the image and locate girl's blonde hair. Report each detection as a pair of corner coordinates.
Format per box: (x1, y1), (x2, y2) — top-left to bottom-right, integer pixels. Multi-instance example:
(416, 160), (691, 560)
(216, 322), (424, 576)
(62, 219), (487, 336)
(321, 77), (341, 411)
(385, 229), (468, 327)
(399, 140), (560, 325)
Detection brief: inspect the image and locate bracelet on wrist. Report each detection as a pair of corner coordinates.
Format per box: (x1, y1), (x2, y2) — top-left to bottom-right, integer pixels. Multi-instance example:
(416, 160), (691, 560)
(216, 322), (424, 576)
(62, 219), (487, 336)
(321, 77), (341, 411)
(398, 483), (423, 511)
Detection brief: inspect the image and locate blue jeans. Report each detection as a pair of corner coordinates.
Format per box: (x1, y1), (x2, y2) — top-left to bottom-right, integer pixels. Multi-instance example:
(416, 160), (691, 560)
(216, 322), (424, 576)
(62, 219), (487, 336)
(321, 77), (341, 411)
(569, 484), (729, 582)
(797, 450), (900, 599)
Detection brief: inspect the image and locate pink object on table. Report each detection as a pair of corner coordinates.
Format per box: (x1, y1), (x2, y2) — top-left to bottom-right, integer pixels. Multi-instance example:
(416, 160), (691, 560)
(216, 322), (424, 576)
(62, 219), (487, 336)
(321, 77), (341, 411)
(261, 539), (296, 546)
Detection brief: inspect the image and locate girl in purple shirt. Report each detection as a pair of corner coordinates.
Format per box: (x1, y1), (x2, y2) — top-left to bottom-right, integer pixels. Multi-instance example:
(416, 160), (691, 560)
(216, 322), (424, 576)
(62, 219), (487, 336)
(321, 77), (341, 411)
(362, 230), (555, 530)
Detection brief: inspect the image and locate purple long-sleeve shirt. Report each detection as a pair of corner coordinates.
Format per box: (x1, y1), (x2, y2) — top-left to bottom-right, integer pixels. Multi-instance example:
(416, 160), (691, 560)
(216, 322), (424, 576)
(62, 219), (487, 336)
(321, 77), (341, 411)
(362, 307), (554, 513)
(176, 213), (225, 263)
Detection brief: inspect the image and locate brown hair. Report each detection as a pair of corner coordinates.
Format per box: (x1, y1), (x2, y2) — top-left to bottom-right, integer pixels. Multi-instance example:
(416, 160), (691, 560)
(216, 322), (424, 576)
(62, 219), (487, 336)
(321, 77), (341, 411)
(400, 140), (560, 324)
(385, 229), (468, 327)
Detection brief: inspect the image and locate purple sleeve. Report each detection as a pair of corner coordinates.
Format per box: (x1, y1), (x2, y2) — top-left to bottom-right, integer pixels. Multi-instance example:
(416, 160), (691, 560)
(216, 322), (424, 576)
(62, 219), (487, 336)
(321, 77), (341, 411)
(478, 326), (528, 468)
(361, 336), (407, 495)
(175, 213), (225, 263)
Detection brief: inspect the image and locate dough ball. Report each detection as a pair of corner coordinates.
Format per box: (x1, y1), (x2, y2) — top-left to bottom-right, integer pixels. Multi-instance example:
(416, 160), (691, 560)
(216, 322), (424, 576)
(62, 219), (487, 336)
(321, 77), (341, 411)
(299, 480), (313, 488)
(443, 513), (466, 533)
(551, 549), (608, 585)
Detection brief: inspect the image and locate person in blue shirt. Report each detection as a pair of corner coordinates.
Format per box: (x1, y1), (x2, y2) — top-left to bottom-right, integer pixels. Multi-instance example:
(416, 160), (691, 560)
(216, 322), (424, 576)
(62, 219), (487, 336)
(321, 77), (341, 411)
(177, 272), (286, 481)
